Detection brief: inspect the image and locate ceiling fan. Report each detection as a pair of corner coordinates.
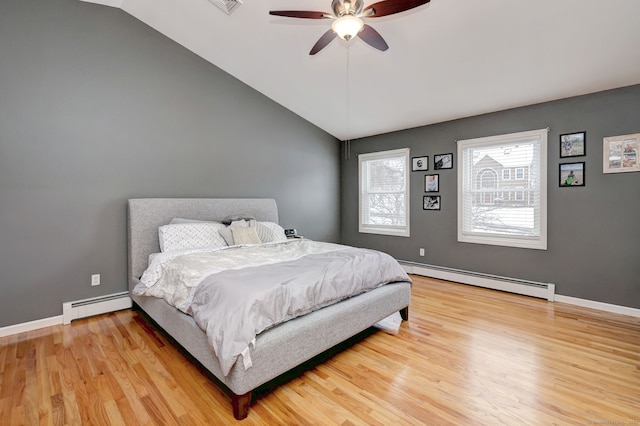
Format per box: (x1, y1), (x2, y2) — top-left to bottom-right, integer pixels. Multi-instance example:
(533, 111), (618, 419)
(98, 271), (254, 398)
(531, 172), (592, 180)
(269, 0), (431, 55)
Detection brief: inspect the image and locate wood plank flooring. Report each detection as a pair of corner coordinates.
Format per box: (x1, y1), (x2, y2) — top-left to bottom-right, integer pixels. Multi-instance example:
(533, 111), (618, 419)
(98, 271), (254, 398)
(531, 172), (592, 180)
(1, 276), (639, 425)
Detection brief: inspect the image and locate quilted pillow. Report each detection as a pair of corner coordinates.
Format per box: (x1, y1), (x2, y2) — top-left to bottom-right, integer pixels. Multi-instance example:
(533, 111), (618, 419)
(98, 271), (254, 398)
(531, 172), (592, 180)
(158, 222), (227, 252)
(256, 222), (288, 243)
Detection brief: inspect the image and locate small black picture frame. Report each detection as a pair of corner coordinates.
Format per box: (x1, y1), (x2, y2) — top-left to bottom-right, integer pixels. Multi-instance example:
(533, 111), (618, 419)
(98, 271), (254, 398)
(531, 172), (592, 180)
(434, 153), (453, 170)
(423, 195), (441, 210)
(559, 162), (585, 187)
(412, 156), (429, 171)
(424, 174), (439, 192)
(560, 131), (586, 158)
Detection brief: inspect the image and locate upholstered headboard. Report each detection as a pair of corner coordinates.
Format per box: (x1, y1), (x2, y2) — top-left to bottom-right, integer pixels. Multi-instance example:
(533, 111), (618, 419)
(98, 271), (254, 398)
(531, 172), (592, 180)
(127, 198), (279, 288)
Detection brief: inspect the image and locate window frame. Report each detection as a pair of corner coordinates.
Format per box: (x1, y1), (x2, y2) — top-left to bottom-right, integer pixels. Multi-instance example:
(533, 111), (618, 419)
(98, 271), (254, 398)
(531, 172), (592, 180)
(358, 148), (410, 237)
(457, 129), (547, 250)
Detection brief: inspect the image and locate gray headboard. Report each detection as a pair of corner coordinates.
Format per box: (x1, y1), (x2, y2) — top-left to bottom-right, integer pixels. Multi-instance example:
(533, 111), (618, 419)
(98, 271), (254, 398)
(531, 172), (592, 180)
(127, 198), (279, 288)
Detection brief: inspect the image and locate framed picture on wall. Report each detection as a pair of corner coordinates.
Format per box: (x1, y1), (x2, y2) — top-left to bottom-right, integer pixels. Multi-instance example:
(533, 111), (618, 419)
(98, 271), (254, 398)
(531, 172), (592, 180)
(424, 174), (439, 192)
(559, 162), (585, 187)
(423, 195), (441, 210)
(603, 133), (640, 173)
(560, 131), (586, 158)
(412, 156), (429, 171)
(434, 153), (453, 170)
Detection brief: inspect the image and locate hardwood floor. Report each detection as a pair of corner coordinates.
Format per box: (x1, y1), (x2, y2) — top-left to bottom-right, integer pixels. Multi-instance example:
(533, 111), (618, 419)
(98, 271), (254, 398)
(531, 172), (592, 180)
(1, 276), (639, 425)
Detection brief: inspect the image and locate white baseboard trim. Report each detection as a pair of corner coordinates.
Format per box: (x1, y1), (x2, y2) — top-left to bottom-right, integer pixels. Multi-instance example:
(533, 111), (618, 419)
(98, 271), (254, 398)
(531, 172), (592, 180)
(62, 292), (131, 325)
(0, 315), (63, 338)
(401, 261), (555, 301)
(554, 295), (640, 318)
(405, 262), (640, 318)
(1, 291), (133, 338)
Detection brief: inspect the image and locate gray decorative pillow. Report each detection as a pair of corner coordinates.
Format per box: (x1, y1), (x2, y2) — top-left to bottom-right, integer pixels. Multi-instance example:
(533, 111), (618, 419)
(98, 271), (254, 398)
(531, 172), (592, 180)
(218, 227), (234, 246)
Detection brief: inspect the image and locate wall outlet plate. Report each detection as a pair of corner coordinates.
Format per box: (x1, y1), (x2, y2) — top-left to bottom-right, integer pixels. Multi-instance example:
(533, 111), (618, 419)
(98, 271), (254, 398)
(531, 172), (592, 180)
(91, 274), (100, 286)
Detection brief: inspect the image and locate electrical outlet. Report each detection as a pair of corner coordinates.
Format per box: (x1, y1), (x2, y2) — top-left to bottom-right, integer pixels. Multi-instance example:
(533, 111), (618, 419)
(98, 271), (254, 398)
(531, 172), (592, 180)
(91, 274), (100, 286)
(419, 248), (425, 256)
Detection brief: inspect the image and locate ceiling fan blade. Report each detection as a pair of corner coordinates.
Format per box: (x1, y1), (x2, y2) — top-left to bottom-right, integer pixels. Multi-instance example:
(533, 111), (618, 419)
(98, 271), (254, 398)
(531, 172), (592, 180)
(309, 29), (338, 55)
(363, 0), (430, 18)
(358, 24), (389, 51)
(269, 10), (330, 19)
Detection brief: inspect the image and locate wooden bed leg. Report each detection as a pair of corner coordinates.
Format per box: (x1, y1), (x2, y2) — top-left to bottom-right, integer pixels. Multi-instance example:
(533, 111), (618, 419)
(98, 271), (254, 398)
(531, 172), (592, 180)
(400, 306), (409, 321)
(231, 391), (251, 420)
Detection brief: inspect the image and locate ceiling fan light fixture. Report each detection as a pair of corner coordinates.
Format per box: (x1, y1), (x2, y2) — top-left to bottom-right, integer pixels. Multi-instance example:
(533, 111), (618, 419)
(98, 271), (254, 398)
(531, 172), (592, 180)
(332, 15), (364, 41)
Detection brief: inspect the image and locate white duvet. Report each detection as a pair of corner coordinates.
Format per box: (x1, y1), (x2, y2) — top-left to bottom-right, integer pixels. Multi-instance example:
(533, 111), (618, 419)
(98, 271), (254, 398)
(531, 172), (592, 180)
(134, 239), (411, 376)
(136, 239), (347, 311)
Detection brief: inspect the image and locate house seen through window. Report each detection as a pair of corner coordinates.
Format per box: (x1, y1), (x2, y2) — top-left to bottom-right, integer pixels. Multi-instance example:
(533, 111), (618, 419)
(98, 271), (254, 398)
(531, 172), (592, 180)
(457, 129), (547, 250)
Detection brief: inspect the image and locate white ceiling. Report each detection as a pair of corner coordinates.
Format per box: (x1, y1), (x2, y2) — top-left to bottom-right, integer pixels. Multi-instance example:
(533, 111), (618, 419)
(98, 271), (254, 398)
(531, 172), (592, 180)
(84, 0), (640, 140)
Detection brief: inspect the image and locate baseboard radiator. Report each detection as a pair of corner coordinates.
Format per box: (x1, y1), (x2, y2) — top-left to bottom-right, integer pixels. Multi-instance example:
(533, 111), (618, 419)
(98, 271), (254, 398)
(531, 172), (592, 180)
(400, 261), (555, 301)
(63, 291), (132, 325)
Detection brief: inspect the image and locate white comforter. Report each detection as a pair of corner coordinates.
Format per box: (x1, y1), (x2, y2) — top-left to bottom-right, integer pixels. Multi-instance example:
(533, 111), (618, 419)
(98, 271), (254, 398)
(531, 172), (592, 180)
(136, 240), (347, 311)
(135, 239), (411, 376)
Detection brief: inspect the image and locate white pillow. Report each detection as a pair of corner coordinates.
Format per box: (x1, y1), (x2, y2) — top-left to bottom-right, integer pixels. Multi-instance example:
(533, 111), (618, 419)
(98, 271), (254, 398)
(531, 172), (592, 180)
(158, 222), (227, 252)
(256, 222), (288, 243)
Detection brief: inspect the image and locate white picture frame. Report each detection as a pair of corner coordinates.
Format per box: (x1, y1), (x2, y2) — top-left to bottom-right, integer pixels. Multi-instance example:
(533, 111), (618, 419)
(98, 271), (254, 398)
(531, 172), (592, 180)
(603, 133), (640, 174)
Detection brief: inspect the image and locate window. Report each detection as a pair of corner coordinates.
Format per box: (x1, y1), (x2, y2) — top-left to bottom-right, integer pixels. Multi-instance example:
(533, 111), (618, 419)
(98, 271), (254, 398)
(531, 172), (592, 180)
(502, 169), (511, 180)
(457, 129), (547, 250)
(359, 148), (410, 237)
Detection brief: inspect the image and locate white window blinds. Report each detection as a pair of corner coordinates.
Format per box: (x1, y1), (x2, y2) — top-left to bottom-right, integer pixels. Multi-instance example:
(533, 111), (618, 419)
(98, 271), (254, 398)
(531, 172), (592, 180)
(457, 129), (547, 250)
(359, 148), (410, 237)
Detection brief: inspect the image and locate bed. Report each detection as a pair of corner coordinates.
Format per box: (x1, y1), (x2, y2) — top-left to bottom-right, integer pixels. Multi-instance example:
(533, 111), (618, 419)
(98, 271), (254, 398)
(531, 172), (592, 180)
(127, 198), (412, 419)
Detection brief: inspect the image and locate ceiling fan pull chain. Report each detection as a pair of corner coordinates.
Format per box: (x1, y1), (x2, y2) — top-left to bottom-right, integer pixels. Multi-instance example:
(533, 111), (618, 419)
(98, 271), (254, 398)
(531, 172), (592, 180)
(346, 43), (352, 153)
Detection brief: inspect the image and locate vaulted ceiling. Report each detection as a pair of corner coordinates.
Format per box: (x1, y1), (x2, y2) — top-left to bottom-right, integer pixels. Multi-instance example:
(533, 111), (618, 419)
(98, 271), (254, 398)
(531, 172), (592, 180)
(82, 0), (640, 140)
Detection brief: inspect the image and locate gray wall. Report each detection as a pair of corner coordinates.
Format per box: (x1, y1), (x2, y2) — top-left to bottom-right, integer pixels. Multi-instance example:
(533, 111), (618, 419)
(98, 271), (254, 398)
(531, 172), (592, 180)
(341, 85), (640, 309)
(0, 0), (340, 327)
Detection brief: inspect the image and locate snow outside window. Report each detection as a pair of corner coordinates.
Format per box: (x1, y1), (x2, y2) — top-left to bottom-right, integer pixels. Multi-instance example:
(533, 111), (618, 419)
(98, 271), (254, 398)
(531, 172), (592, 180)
(359, 148), (410, 237)
(457, 129), (547, 250)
